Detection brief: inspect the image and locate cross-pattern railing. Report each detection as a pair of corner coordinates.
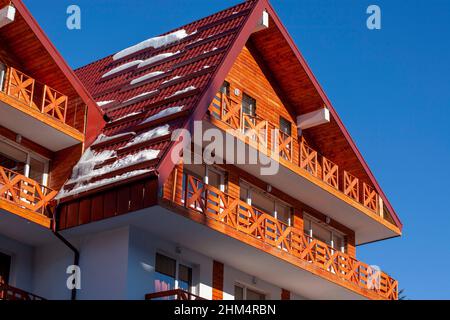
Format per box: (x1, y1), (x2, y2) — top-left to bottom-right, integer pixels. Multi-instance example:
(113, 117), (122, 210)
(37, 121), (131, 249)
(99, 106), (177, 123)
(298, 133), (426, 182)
(209, 92), (382, 216)
(0, 165), (57, 218)
(0, 284), (45, 300)
(145, 289), (207, 300)
(1, 66), (69, 124)
(177, 174), (398, 300)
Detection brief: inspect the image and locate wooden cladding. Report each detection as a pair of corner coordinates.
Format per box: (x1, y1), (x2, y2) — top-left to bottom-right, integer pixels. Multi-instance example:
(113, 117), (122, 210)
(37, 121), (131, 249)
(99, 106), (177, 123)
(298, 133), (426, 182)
(208, 92), (382, 216)
(169, 174), (398, 300)
(212, 261), (224, 300)
(0, 283), (45, 300)
(0, 164), (56, 218)
(58, 177), (158, 230)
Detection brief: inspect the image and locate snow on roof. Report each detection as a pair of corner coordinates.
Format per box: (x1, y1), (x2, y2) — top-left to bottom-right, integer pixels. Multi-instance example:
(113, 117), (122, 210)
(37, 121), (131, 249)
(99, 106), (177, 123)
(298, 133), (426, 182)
(140, 106), (184, 125)
(122, 124), (170, 149)
(138, 51), (181, 69)
(97, 100), (115, 106)
(93, 132), (135, 144)
(66, 0), (257, 200)
(102, 60), (143, 78)
(130, 71), (165, 85)
(167, 86), (196, 98)
(123, 90), (159, 103)
(113, 29), (191, 61)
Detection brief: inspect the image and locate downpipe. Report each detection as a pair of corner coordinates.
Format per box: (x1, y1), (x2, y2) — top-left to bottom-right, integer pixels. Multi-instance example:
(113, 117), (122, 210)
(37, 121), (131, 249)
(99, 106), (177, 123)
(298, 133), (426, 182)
(51, 203), (79, 301)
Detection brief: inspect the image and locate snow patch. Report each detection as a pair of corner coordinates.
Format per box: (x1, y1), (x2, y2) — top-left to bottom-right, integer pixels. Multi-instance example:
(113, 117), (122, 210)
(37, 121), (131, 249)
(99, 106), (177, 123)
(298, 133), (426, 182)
(130, 71), (165, 85)
(123, 124), (170, 148)
(97, 100), (115, 106)
(138, 51), (180, 68)
(113, 29), (191, 61)
(101, 60), (142, 78)
(67, 148), (117, 185)
(93, 132), (135, 145)
(112, 112), (141, 122)
(123, 90), (159, 103)
(162, 75), (182, 84)
(167, 86), (196, 98)
(140, 106), (184, 125)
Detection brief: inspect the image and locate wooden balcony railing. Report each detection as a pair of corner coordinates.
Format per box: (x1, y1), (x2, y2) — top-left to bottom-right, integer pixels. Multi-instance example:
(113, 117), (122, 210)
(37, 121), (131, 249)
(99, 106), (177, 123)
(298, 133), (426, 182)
(209, 92), (382, 217)
(0, 66), (72, 126)
(0, 165), (57, 218)
(145, 289), (207, 300)
(174, 174), (398, 300)
(0, 284), (45, 300)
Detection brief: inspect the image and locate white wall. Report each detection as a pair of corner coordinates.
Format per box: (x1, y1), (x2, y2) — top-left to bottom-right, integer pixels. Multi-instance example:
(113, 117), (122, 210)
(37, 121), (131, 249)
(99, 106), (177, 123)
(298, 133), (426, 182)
(33, 227), (130, 300)
(0, 234), (33, 292)
(223, 264), (306, 300)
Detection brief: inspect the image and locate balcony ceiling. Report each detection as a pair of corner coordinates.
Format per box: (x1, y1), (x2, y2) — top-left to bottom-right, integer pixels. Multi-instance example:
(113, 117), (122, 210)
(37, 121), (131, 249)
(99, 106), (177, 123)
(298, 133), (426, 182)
(0, 100), (81, 151)
(62, 205), (372, 300)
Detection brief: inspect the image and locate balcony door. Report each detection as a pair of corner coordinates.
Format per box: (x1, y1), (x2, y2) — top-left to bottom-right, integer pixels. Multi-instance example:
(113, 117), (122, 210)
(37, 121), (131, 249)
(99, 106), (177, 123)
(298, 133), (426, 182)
(0, 139), (49, 186)
(0, 252), (11, 285)
(303, 214), (345, 252)
(240, 181), (292, 226)
(154, 253), (193, 298)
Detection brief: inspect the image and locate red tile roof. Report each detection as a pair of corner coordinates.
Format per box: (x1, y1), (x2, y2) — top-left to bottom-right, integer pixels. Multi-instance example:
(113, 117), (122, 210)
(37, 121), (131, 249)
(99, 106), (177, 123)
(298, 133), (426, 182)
(59, 0), (259, 199)
(58, 0), (401, 232)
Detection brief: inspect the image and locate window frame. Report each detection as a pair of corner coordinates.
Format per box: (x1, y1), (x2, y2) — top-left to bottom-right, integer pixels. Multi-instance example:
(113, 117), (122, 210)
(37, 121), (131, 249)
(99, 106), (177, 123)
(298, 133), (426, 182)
(155, 252), (195, 294)
(303, 213), (346, 252)
(234, 283), (266, 300)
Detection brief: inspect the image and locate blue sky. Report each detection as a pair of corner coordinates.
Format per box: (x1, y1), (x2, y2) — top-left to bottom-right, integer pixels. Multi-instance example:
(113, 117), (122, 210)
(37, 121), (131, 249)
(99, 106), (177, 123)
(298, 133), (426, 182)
(23, 0), (450, 299)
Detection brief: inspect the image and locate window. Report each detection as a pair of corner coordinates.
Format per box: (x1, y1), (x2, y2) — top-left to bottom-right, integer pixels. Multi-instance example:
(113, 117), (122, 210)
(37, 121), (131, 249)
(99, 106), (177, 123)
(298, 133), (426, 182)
(220, 81), (230, 96)
(0, 139), (49, 185)
(242, 93), (256, 117)
(303, 214), (345, 252)
(0, 62), (6, 92)
(154, 253), (193, 295)
(234, 284), (266, 300)
(0, 252), (11, 285)
(279, 116), (292, 136)
(240, 181), (292, 226)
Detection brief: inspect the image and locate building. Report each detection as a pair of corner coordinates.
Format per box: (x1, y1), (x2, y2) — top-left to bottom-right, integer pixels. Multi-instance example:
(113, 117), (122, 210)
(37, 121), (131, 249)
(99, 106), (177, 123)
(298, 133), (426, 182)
(0, 0), (402, 300)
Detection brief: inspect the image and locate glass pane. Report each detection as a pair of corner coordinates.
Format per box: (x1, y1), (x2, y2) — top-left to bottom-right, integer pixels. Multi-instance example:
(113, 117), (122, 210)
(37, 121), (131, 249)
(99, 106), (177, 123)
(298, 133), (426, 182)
(155, 253), (176, 278)
(154, 254), (176, 297)
(312, 221), (332, 245)
(276, 202), (291, 225)
(251, 190), (274, 215)
(333, 234), (345, 251)
(242, 93), (256, 116)
(0, 141), (27, 174)
(220, 81), (230, 96)
(279, 117), (292, 136)
(29, 157), (45, 184)
(234, 285), (244, 300)
(246, 288), (265, 300)
(208, 170), (222, 190)
(178, 264), (192, 292)
(0, 62), (6, 92)
(240, 183), (249, 202)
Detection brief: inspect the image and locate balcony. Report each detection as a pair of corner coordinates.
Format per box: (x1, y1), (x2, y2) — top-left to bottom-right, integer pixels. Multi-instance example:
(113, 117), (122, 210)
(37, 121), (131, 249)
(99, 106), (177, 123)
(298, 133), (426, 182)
(0, 65), (85, 151)
(207, 92), (400, 244)
(0, 283), (45, 300)
(166, 173), (398, 300)
(145, 289), (207, 300)
(0, 164), (56, 228)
